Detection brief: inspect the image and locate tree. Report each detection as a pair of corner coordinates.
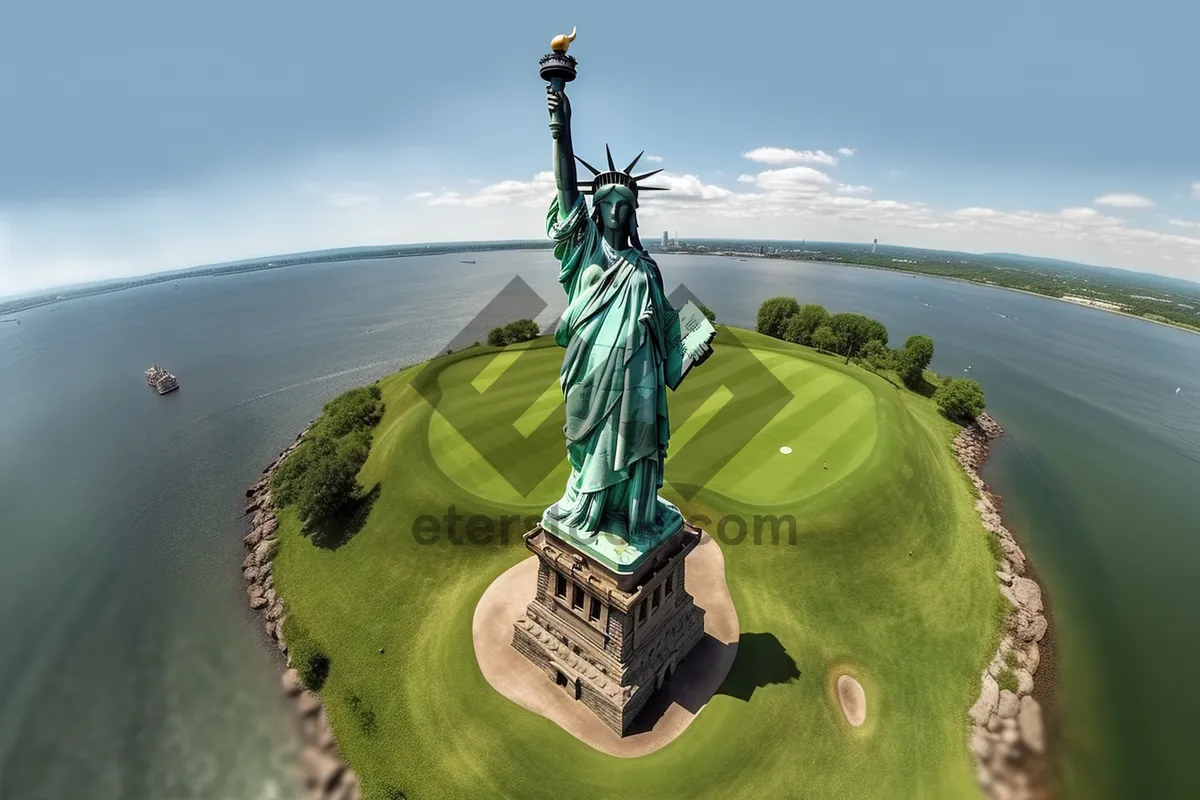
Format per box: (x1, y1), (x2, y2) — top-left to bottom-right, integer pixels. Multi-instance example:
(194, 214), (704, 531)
(785, 304), (830, 345)
(488, 318), (541, 346)
(829, 313), (889, 363)
(811, 324), (843, 355)
(934, 378), (986, 423)
(502, 319), (541, 343)
(756, 296), (800, 339)
(293, 434), (368, 524)
(859, 339), (891, 370)
(697, 304), (717, 323)
(897, 334), (935, 389)
(319, 384), (384, 438)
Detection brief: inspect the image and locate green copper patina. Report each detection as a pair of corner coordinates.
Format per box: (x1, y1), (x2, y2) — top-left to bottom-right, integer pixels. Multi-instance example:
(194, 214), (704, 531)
(540, 34), (714, 573)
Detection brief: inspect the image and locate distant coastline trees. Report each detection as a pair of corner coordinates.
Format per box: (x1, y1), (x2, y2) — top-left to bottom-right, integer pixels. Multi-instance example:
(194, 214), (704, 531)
(488, 319), (541, 347)
(754, 296), (985, 422)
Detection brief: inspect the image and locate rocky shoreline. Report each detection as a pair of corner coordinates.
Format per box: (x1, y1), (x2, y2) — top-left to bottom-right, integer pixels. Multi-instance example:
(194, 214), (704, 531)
(241, 425), (361, 800)
(955, 413), (1053, 800)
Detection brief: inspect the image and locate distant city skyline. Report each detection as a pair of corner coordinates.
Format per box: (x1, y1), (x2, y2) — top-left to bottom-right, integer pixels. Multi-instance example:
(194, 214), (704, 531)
(3, 1), (1199, 295)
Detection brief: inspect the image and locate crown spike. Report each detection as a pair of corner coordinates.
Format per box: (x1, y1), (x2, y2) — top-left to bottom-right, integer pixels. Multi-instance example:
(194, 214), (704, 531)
(624, 151), (644, 174)
(574, 155), (601, 176)
(632, 168), (664, 182)
(605, 144), (616, 171)
(638, 186), (669, 191)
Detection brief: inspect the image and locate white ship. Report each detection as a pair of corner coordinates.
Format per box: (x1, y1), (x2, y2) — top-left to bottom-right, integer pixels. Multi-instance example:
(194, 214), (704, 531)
(145, 363), (180, 394)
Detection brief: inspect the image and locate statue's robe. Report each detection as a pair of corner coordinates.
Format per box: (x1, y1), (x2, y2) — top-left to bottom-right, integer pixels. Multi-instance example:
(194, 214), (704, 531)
(544, 195), (686, 541)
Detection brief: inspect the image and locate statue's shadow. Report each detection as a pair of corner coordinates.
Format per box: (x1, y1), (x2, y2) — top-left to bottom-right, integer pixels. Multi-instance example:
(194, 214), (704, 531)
(627, 632), (799, 735)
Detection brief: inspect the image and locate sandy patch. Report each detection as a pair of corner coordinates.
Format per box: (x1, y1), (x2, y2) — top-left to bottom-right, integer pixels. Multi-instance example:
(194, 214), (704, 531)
(472, 533), (739, 757)
(836, 674), (866, 727)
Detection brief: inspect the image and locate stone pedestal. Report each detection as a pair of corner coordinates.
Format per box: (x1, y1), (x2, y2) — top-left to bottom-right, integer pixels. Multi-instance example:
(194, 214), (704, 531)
(511, 522), (706, 735)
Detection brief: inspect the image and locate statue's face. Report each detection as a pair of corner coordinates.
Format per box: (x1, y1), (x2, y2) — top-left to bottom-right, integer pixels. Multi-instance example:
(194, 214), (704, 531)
(598, 196), (633, 231)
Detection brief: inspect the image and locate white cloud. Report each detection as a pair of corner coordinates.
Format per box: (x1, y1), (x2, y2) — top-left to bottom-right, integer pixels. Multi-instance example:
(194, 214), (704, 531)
(753, 166), (834, 193)
(742, 147), (839, 166)
(644, 154), (664, 162)
(838, 147), (857, 157)
(953, 207), (1000, 219)
(1192, 182), (1200, 199)
(1094, 193), (1154, 209)
(9, 140), (1200, 296)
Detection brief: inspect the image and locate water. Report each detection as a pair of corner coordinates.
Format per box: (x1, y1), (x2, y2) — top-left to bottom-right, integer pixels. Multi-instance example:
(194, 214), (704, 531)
(1, 252), (1197, 799)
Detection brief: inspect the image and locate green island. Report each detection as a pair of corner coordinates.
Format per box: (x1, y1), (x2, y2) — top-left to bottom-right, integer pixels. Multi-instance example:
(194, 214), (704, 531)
(269, 325), (1005, 799)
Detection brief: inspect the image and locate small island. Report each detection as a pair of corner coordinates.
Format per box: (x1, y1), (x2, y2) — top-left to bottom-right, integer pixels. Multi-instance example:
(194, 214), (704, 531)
(236, 310), (1050, 798)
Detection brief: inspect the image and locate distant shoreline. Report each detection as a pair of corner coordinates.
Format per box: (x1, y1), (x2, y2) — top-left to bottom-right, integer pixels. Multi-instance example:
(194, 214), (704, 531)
(5, 243), (1198, 338)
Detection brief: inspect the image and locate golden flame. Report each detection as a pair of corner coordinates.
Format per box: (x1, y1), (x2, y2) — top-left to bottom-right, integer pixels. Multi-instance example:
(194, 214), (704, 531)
(551, 26), (577, 54)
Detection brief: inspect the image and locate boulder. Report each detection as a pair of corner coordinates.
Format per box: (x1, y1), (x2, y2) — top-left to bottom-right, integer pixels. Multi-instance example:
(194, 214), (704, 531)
(242, 553), (256, 570)
(1000, 724), (1020, 747)
(299, 746), (344, 792)
(244, 497), (262, 515)
(264, 587), (277, 607)
(266, 601), (285, 622)
(969, 727), (992, 760)
(248, 583), (264, 600)
(249, 595), (268, 610)
(1018, 695), (1045, 753)
(1015, 610), (1048, 642)
(297, 690), (322, 716)
(262, 518), (279, 537)
(265, 619), (275, 638)
(996, 689), (1020, 718)
(251, 510), (267, 529)
(254, 538), (277, 566)
(995, 571), (1014, 586)
(330, 771), (360, 800)
(1016, 668), (1034, 696)
(243, 567), (259, 583)
(281, 668), (303, 696)
(1010, 577), (1043, 613)
(969, 673), (999, 725)
(1025, 643), (1040, 675)
(244, 526), (264, 548)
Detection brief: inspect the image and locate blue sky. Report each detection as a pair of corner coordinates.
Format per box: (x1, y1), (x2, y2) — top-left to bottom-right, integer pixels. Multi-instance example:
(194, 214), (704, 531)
(2, 0), (1199, 294)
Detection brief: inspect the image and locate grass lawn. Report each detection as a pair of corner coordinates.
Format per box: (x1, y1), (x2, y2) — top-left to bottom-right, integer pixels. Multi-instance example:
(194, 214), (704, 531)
(272, 327), (1001, 799)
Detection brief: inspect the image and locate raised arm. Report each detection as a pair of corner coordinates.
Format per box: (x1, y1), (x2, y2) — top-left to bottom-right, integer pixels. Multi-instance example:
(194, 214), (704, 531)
(547, 86), (580, 216)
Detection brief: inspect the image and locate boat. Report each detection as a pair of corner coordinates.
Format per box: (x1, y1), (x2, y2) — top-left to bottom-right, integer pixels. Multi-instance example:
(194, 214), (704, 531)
(460, 260), (476, 264)
(145, 363), (180, 394)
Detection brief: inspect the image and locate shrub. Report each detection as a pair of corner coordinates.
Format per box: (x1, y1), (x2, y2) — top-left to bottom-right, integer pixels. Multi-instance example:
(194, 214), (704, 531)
(697, 303), (717, 323)
(934, 377), (986, 423)
(1004, 650), (1019, 670)
(271, 385), (382, 527)
(756, 296), (800, 339)
(283, 616), (330, 690)
(858, 339), (891, 370)
(996, 667), (1018, 694)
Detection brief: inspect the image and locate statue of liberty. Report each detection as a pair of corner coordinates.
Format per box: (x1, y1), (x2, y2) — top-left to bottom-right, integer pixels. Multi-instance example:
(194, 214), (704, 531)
(541, 69), (714, 566)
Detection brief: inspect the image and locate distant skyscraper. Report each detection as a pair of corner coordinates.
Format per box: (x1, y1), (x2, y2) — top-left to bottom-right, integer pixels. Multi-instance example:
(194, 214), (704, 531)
(662, 231), (669, 248)
(873, 238), (878, 253)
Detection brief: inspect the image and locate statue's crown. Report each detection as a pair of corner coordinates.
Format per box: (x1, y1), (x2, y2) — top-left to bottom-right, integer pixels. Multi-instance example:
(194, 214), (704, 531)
(576, 146), (667, 197)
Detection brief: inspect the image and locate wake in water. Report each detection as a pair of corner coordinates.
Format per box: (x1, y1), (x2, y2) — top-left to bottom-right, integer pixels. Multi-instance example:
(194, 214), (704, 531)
(1176, 387), (1200, 409)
